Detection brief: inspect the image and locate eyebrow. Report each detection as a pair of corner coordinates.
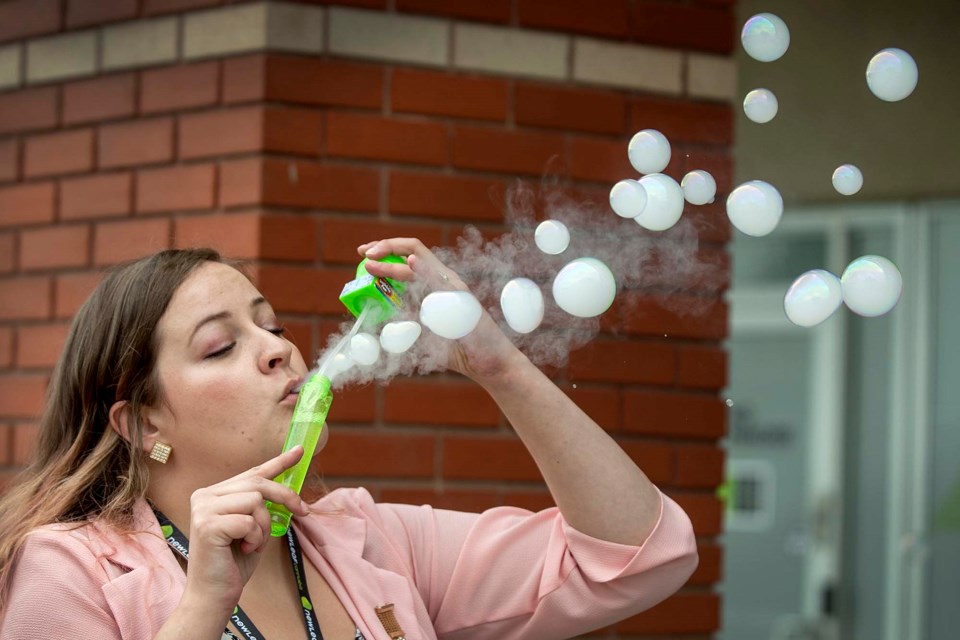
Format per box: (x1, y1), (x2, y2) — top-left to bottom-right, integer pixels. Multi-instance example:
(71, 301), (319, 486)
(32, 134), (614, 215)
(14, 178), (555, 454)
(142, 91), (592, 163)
(188, 296), (268, 345)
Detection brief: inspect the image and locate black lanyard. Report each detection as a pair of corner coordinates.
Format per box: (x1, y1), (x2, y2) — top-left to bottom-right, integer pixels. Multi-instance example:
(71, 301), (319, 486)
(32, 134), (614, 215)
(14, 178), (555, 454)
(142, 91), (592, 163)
(152, 508), (324, 640)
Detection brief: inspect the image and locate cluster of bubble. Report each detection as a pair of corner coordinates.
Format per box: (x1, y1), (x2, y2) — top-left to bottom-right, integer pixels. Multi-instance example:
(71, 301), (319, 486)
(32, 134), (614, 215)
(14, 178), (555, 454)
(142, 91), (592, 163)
(739, 12), (913, 326)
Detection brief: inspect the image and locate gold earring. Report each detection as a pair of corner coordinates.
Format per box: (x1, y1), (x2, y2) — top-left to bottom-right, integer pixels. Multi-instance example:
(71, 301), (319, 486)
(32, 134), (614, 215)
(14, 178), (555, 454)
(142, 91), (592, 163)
(149, 442), (172, 464)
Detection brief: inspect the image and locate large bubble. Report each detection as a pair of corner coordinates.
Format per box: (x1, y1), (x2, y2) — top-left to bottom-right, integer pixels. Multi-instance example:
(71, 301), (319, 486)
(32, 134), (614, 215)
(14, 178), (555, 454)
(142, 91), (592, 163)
(500, 277), (545, 334)
(784, 269), (843, 327)
(379, 321), (422, 354)
(841, 255), (903, 317)
(534, 219), (570, 255)
(349, 332), (381, 366)
(866, 48), (918, 102)
(726, 180), (784, 237)
(609, 179), (648, 218)
(832, 164), (863, 196)
(420, 290), (483, 339)
(681, 170), (717, 205)
(552, 258), (617, 318)
(743, 88), (779, 123)
(741, 13), (790, 62)
(627, 129), (671, 175)
(635, 173), (684, 231)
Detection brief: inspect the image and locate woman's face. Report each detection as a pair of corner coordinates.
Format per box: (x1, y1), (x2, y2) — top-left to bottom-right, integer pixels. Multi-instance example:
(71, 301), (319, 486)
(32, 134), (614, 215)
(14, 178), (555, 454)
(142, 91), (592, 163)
(147, 261), (314, 479)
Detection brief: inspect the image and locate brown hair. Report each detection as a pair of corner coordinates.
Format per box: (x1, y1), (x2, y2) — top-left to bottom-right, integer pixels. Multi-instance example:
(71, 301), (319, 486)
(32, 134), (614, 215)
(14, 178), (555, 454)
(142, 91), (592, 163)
(0, 248), (222, 602)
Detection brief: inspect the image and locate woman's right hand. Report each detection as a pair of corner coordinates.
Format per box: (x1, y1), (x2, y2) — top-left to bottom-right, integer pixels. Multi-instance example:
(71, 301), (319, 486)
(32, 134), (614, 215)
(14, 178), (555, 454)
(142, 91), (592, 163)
(180, 445), (311, 613)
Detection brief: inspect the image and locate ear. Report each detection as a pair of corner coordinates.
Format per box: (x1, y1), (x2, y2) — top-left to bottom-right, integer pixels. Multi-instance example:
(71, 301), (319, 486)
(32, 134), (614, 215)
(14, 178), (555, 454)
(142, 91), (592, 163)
(109, 400), (161, 455)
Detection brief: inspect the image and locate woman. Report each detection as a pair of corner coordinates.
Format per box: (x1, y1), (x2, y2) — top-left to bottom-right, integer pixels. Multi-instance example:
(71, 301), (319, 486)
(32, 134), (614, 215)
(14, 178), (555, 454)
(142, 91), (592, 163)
(0, 238), (698, 639)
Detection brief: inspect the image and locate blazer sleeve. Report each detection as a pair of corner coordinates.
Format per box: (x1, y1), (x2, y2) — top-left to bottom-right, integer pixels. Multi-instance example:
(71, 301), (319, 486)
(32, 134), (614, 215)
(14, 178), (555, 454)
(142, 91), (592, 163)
(0, 529), (122, 640)
(372, 488), (698, 640)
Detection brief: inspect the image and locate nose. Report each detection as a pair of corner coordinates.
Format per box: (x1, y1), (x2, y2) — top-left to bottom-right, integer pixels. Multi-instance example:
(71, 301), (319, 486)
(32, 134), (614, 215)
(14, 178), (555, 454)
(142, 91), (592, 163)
(259, 328), (293, 372)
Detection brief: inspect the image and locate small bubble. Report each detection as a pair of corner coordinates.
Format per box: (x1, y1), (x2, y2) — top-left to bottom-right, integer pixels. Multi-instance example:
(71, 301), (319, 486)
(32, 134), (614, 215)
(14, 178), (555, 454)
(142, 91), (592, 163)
(725, 398), (735, 407)
(572, 383), (577, 389)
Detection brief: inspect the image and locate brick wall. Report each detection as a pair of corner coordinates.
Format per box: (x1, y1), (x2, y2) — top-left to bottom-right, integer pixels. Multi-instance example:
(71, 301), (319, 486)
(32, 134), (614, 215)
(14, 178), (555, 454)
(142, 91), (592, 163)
(0, 0), (733, 636)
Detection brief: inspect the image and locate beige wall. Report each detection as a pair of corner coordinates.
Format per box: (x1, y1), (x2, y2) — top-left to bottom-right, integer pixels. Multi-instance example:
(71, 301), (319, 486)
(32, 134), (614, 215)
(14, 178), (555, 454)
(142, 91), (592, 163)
(735, 0), (960, 204)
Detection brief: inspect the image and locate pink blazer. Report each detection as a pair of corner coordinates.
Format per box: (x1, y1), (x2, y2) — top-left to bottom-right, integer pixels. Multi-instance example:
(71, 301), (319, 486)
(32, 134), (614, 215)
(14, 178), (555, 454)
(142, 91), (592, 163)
(1, 487), (697, 639)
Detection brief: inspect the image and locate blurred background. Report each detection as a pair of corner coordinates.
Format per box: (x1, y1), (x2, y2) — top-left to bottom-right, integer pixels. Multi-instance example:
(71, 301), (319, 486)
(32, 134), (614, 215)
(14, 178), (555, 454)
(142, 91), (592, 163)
(0, 1), (956, 639)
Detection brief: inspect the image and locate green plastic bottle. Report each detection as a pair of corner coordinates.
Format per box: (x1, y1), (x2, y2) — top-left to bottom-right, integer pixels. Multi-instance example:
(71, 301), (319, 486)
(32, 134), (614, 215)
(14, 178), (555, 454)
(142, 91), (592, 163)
(266, 373), (333, 536)
(338, 255), (407, 323)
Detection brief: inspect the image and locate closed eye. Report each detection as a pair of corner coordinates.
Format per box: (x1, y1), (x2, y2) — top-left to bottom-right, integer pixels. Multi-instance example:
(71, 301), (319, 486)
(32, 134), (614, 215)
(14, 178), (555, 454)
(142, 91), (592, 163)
(205, 343), (235, 359)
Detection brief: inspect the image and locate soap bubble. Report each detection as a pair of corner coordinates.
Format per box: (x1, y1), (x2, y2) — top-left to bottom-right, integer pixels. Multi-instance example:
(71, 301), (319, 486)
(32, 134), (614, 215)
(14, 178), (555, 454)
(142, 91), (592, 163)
(832, 164), (863, 196)
(681, 170), (717, 205)
(841, 255), (903, 317)
(379, 321), (422, 354)
(627, 129), (671, 175)
(741, 13), (790, 62)
(784, 269), (843, 327)
(500, 277), (545, 334)
(743, 88), (779, 123)
(552, 257), (617, 318)
(609, 179), (648, 218)
(635, 173), (684, 231)
(420, 290), (483, 339)
(726, 180), (783, 237)
(323, 352), (355, 382)
(866, 48), (918, 102)
(349, 332), (381, 366)
(534, 220), (570, 255)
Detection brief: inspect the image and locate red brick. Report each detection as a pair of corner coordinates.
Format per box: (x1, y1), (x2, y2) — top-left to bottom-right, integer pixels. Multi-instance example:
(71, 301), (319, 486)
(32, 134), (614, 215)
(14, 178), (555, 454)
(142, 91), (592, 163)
(443, 435), (541, 482)
(67, 0), (138, 27)
(390, 171), (504, 221)
(0, 88), (58, 135)
(689, 542), (723, 585)
(98, 118), (175, 169)
(0, 326), (12, 368)
(13, 422), (39, 465)
(141, 62), (219, 114)
(451, 125), (565, 176)
(0, 375), (47, 419)
(384, 378), (501, 427)
(94, 218), (172, 266)
(502, 490), (554, 512)
(616, 293), (728, 340)
(0, 139), (19, 183)
(63, 73), (136, 126)
(324, 384), (375, 423)
(20, 225), (90, 271)
(0, 276), (52, 320)
(617, 592), (720, 634)
(174, 211), (317, 261)
(622, 390), (726, 439)
(218, 158), (261, 208)
(320, 218), (443, 264)
(682, 147), (734, 195)
(620, 439), (673, 485)
(396, 0), (510, 23)
(179, 106), (322, 159)
(631, 97), (734, 146)
(55, 272), (102, 318)
(0, 423), (10, 463)
(675, 442), (724, 488)
(0, 0), (61, 43)
(318, 430), (435, 478)
(568, 339), (674, 385)
(392, 68), (507, 122)
(0, 182), (56, 228)
(17, 322), (70, 368)
(262, 159), (379, 212)
(60, 173), (132, 220)
(143, 0), (222, 15)
(264, 56), (383, 109)
(672, 491), (723, 536)
(0, 233), (14, 273)
(562, 383), (620, 431)
(518, 0), (629, 38)
(254, 264), (353, 314)
(678, 344), (727, 389)
(568, 136), (635, 184)
(686, 200), (731, 245)
(379, 487), (499, 513)
(136, 163), (216, 214)
(223, 55), (265, 105)
(326, 112), (447, 166)
(24, 129), (95, 178)
(631, 2), (735, 54)
(515, 83), (626, 135)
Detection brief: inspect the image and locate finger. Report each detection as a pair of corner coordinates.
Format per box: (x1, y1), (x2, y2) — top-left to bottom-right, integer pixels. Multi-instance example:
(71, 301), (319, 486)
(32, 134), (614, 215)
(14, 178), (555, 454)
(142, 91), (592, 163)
(251, 505), (273, 554)
(363, 237), (424, 259)
(356, 240), (380, 256)
(207, 513), (260, 547)
(363, 258), (416, 283)
(209, 491), (266, 516)
(232, 445), (305, 483)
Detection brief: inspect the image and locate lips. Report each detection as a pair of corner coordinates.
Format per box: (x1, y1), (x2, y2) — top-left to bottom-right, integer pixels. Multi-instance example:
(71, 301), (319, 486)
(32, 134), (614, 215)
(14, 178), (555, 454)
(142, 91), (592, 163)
(281, 376), (304, 401)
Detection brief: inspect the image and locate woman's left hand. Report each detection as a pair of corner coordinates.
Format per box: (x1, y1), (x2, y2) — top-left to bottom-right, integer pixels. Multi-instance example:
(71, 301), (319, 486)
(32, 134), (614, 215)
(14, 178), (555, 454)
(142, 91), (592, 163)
(359, 238), (525, 385)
